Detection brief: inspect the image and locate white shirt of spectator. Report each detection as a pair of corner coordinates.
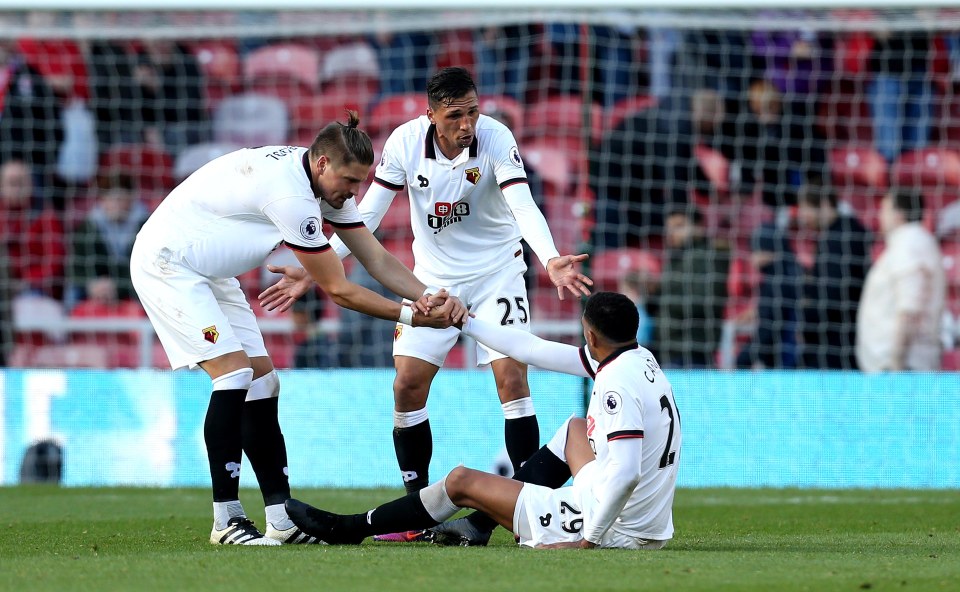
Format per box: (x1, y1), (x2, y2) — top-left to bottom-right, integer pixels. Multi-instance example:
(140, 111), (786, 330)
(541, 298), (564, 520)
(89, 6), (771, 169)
(857, 222), (946, 371)
(332, 114), (552, 283)
(135, 146), (364, 280)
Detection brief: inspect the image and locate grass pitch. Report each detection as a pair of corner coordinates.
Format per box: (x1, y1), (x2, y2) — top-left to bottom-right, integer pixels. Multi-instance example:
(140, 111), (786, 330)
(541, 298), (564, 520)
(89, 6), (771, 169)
(1, 486), (957, 592)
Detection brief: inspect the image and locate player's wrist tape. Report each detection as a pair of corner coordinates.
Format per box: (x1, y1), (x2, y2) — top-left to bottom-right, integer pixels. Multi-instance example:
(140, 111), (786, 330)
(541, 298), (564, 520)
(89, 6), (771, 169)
(398, 305), (414, 326)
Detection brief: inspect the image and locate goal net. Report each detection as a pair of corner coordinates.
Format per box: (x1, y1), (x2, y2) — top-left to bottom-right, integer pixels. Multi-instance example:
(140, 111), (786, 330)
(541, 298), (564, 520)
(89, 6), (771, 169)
(1, 5), (959, 371)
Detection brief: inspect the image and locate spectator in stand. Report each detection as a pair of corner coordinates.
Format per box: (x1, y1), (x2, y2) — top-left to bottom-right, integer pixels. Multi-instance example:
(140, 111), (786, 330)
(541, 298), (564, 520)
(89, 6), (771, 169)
(369, 27), (434, 97)
(546, 20), (637, 107)
(653, 206), (729, 368)
(736, 222), (801, 369)
(857, 189), (946, 372)
(867, 28), (933, 163)
(796, 183), (872, 370)
(474, 25), (535, 101)
(744, 79), (828, 208)
(590, 88), (755, 247)
(749, 16), (832, 120)
(0, 160), (66, 300)
(135, 40), (209, 155)
(17, 12), (98, 187)
(678, 28), (753, 97)
(68, 174), (149, 305)
(0, 39), (64, 204)
(82, 38), (145, 147)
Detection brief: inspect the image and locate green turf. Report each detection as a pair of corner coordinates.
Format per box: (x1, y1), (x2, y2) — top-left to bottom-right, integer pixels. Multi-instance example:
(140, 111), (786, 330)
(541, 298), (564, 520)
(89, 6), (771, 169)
(1, 486), (957, 592)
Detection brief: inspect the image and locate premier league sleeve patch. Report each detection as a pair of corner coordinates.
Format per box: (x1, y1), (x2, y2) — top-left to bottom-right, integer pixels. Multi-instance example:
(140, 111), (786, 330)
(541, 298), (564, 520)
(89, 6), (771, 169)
(603, 391), (622, 415)
(300, 216), (321, 241)
(510, 146), (523, 168)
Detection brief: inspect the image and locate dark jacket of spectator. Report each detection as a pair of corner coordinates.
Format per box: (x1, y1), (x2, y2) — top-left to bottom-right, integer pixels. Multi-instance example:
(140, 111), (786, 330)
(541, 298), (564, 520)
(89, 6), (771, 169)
(736, 223), (801, 369)
(655, 235), (730, 367)
(0, 52), (64, 185)
(801, 213), (872, 369)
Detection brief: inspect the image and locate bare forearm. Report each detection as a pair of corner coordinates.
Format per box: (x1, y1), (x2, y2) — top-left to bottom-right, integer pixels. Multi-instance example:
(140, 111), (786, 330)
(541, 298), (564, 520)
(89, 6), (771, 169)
(362, 251), (427, 302)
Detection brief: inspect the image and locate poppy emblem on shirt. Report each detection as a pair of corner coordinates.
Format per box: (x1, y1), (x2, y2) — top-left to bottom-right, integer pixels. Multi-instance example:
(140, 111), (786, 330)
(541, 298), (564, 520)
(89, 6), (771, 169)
(510, 146), (523, 168)
(465, 167), (481, 185)
(202, 325), (219, 344)
(604, 392), (622, 415)
(300, 216), (321, 240)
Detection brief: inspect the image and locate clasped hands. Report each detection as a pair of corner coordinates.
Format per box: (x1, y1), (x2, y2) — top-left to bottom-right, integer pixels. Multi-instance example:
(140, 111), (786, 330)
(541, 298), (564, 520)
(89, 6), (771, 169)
(410, 289), (468, 329)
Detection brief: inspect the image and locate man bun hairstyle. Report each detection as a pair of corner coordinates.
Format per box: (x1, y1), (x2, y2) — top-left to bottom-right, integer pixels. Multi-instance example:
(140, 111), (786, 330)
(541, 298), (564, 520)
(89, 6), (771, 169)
(309, 108), (374, 167)
(583, 292), (639, 345)
(427, 67), (477, 109)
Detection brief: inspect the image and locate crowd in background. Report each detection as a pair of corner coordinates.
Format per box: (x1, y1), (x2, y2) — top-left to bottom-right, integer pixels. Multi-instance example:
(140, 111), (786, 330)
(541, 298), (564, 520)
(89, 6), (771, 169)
(0, 10), (958, 371)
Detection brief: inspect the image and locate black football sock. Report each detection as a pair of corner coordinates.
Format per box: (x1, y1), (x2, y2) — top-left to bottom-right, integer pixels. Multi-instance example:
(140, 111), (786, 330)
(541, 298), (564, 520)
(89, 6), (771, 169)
(393, 420), (432, 494)
(241, 397), (290, 507)
(466, 445), (571, 532)
(340, 492), (440, 539)
(204, 389), (246, 502)
(505, 414), (540, 472)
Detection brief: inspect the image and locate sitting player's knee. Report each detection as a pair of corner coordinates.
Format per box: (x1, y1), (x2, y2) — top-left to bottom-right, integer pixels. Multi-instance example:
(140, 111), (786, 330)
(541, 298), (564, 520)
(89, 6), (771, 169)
(443, 466), (474, 503)
(567, 417), (587, 437)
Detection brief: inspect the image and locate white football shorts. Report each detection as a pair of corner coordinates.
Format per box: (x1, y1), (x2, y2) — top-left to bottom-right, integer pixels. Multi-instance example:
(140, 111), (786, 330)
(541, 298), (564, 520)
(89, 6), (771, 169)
(513, 461), (668, 550)
(130, 243), (268, 370)
(393, 254), (529, 367)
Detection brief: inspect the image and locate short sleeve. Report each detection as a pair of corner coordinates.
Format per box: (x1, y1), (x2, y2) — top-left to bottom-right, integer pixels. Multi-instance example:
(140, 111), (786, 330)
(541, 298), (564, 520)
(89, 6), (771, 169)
(490, 128), (528, 190)
(373, 129), (408, 191)
(262, 196), (331, 253)
(321, 197), (366, 231)
(597, 384), (645, 442)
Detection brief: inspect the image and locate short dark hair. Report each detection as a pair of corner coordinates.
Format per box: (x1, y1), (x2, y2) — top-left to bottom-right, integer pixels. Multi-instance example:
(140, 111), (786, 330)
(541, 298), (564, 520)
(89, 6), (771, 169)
(797, 182), (838, 209)
(889, 188), (925, 223)
(309, 109), (374, 168)
(666, 204), (704, 226)
(583, 292), (638, 344)
(427, 67), (477, 109)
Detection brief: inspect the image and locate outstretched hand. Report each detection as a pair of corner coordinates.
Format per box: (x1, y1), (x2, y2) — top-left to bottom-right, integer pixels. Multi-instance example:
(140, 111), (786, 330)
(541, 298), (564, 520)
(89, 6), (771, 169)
(547, 254), (594, 300)
(259, 265), (313, 313)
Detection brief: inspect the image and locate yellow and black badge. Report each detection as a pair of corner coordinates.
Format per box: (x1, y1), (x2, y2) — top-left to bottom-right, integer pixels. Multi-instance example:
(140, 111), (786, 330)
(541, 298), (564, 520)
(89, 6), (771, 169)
(465, 167), (481, 185)
(394, 324), (403, 341)
(202, 325), (220, 344)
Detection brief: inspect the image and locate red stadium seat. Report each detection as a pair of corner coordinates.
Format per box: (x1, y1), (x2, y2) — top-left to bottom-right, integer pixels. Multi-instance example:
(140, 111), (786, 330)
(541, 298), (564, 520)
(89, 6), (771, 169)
(369, 93), (426, 137)
(99, 144), (175, 193)
(830, 145), (889, 190)
(479, 94), (525, 137)
(190, 40), (241, 110)
(213, 93), (289, 147)
(818, 80), (873, 143)
(891, 148), (960, 190)
(590, 248), (662, 292)
(291, 94), (366, 139)
(523, 95), (603, 145)
(70, 299), (147, 368)
(244, 43), (321, 92)
(318, 75), (380, 119)
(603, 94), (657, 134)
(522, 141), (572, 196)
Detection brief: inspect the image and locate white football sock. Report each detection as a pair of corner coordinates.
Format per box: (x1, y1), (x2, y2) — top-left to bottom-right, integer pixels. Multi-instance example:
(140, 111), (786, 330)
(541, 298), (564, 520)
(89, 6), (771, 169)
(265, 503), (292, 529)
(213, 500), (245, 530)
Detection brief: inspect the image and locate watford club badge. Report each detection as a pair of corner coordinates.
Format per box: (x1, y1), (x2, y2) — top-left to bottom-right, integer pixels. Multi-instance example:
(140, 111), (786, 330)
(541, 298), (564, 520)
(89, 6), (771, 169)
(202, 325), (219, 344)
(394, 324), (403, 341)
(465, 167), (481, 185)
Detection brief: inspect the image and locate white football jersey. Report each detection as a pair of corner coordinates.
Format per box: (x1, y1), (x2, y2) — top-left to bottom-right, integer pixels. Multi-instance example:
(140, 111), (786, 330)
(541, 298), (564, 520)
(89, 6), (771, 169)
(134, 146), (364, 279)
(581, 345), (681, 541)
(370, 114), (532, 282)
